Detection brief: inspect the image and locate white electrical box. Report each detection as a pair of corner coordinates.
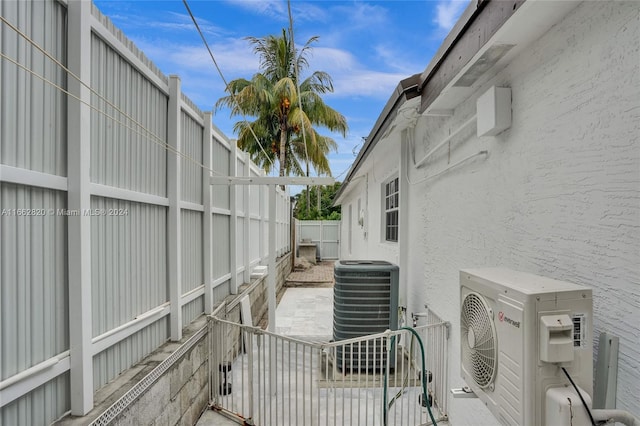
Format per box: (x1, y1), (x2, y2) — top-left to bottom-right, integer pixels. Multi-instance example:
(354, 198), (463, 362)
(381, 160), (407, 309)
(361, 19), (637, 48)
(476, 86), (511, 137)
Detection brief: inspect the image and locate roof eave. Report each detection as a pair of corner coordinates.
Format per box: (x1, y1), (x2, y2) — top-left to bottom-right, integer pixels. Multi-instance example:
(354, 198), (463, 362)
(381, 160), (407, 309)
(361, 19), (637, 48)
(333, 74), (420, 206)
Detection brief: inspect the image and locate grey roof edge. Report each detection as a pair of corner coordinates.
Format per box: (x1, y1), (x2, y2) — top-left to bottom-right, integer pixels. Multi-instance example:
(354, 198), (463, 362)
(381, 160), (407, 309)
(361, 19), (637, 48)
(417, 0), (486, 98)
(333, 73), (420, 205)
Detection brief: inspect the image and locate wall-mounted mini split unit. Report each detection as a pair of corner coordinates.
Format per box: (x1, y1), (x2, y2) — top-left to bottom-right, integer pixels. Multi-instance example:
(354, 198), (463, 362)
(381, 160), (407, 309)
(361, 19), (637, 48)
(333, 260), (399, 371)
(460, 268), (593, 426)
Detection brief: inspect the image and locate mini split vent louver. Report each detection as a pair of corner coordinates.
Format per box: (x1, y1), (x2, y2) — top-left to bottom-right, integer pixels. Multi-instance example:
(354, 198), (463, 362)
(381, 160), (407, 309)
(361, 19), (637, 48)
(461, 292), (497, 388)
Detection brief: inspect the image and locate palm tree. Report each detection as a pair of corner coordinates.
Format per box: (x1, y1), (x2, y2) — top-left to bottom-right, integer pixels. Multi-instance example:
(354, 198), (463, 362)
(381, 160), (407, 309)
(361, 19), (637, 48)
(216, 29), (348, 178)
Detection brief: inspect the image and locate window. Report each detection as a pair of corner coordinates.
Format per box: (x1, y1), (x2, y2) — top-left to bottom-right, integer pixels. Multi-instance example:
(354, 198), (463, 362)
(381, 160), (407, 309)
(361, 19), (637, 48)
(384, 177), (399, 242)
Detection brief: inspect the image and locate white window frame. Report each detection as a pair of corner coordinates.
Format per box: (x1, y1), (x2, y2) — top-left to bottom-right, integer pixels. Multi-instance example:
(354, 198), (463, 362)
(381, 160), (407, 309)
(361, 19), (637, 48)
(382, 176), (399, 243)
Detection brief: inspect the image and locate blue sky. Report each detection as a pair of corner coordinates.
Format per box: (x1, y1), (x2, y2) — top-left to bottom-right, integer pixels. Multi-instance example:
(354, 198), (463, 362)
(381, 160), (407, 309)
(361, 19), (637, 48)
(93, 0), (469, 181)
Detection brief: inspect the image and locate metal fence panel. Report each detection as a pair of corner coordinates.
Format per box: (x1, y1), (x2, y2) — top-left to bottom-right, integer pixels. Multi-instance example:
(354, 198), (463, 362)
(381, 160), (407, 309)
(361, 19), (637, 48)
(181, 210), (203, 293)
(182, 296), (205, 326)
(0, 184), (69, 378)
(181, 111), (203, 204)
(213, 213), (231, 278)
(90, 197), (167, 336)
(250, 218), (261, 263)
(0, 373), (70, 426)
(92, 317), (168, 390)
(212, 140), (230, 211)
(0, 0), (67, 176)
(89, 33), (168, 196)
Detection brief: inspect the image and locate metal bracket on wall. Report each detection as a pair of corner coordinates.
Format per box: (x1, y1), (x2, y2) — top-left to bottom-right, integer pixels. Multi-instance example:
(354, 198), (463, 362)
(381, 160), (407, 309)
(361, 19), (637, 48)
(593, 332), (619, 409)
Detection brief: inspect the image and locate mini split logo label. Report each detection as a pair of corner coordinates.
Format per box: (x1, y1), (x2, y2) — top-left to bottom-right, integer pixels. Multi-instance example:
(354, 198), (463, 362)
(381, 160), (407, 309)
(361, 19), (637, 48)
(498, 311), (521, 328)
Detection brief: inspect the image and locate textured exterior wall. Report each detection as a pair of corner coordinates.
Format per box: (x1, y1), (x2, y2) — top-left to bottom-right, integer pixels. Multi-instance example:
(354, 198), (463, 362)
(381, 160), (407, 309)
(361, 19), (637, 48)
(340, 1), (639, 423)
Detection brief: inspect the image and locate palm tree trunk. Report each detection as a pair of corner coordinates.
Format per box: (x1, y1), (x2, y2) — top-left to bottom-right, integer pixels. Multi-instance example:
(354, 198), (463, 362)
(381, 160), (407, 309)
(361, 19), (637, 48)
(279, 125), (287, 189)
(306, 163), (310, 217)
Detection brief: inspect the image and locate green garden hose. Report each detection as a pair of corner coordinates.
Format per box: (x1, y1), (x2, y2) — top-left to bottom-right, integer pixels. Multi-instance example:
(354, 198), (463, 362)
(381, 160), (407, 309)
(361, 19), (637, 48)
(383, 327), (438, 426)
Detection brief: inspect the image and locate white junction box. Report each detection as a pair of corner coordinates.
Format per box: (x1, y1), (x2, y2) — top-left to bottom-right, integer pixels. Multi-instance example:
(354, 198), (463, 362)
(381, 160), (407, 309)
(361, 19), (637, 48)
(476, 86), (512, 137)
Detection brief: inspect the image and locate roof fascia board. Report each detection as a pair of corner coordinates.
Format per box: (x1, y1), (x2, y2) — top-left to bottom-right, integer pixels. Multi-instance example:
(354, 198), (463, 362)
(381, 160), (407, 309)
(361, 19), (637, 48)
(333, 74), (420, 205)
(419, 0), (526, 113)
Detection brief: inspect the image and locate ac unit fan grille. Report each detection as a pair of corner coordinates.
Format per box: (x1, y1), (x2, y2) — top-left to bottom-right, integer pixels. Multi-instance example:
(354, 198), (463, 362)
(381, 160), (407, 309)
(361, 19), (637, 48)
(461, 292), (497, 388)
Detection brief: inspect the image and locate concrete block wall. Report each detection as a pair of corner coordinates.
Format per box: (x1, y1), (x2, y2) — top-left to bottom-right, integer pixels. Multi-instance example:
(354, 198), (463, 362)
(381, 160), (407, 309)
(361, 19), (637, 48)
(113, 339), (209, 426)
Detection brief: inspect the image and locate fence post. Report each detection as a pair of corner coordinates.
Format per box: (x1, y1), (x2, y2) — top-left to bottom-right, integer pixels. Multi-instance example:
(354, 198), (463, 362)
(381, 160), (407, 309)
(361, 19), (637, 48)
(168, 75), (182, 340)
(268, 185), (277, 332)
(67, 0), (94, 414)
(243, 152), (251, 283)
(320, 220), (324, 261)
(229, 140), (238, 293)
(260, 181), (266, 264)
(203, 112), (213, 314)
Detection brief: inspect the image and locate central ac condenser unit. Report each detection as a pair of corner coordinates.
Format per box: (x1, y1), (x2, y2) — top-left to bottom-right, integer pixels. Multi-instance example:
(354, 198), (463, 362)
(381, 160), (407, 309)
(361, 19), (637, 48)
(460, 268), (593, 426)
(333, 260), (399, 371)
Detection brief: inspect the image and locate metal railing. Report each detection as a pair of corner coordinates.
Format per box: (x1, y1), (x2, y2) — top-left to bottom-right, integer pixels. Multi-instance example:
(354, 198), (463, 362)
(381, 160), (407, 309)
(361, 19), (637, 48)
(208, 314), (449, 425)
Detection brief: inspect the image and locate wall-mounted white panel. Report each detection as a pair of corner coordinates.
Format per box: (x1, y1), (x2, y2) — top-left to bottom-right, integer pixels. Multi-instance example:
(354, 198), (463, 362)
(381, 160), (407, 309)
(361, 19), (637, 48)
(0, 0), (67, 176)
(90, 197), (167, 336)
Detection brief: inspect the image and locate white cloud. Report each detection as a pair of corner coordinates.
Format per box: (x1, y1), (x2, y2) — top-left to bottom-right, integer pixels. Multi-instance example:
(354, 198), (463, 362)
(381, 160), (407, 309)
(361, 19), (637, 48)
(133, 37), (258, 77)
(303, 47), (407, 99)
(223, 0), (287, 20)
(332, 2), (388, 30)
(223, 0), (329, 24)
(434, 0), (468, 31)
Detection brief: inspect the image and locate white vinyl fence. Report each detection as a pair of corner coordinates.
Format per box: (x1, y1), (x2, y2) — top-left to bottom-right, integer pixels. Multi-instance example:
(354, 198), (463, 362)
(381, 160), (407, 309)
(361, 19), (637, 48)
(296, 220), (341, 260)
(0, 1), (290, 424)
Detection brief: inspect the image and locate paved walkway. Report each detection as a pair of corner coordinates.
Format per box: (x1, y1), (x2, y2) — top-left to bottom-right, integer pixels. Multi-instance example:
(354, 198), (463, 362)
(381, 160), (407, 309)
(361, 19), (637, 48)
(286, 260), (335, 287)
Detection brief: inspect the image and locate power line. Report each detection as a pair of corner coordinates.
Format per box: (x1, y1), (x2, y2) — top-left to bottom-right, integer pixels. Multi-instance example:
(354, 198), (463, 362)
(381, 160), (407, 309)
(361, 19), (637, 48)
(181, 0), (274, 169)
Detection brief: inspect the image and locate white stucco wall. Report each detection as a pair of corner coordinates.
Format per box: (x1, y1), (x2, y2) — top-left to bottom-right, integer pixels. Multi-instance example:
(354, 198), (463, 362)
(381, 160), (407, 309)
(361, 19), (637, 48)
(340, 1), (639, 424)
(339, 134), (403, 265)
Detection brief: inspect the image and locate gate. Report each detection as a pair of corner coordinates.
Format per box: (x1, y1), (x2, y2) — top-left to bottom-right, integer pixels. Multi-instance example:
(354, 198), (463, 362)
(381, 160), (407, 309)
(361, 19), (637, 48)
(208, 315), (449, 425)
(296, 220), (341, 260)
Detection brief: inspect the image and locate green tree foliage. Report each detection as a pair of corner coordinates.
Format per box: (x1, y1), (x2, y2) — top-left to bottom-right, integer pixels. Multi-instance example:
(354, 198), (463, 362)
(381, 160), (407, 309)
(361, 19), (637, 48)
(215, 30), (348, 178)
(294, 182), (342, 220)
